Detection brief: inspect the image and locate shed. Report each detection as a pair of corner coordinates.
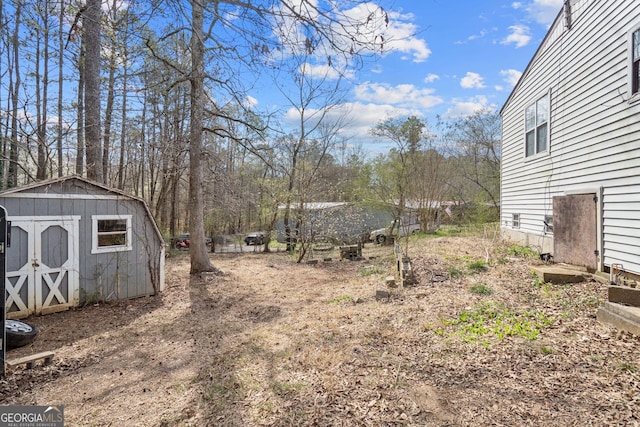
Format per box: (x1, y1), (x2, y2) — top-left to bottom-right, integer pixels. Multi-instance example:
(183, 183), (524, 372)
(0, 176), (165, 319)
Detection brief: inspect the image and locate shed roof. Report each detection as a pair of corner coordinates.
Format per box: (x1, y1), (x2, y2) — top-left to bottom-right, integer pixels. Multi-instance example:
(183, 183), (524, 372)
(0, 175), (164, 243)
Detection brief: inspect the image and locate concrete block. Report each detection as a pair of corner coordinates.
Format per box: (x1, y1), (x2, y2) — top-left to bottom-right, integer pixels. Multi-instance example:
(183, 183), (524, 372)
(608, 285), (640, 308)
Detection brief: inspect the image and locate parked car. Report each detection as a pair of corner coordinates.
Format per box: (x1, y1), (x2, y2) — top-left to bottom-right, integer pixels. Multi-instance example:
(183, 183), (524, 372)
(244, 232), (265, 245)
(369, 221), (420, 244)
(173, 234), (212, 250)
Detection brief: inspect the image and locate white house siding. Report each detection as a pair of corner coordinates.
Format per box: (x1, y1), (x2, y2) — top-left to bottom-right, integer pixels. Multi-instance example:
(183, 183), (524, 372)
(501, 0), (640, 274)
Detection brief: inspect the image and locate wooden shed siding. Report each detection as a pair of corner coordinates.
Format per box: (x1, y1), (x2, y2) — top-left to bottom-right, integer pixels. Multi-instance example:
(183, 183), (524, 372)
(501, 0), (640, 274)
(0, 177), (164, 310)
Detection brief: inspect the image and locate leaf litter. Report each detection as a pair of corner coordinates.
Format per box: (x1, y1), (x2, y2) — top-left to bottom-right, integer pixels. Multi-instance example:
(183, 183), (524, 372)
(0, 234), (638, 426)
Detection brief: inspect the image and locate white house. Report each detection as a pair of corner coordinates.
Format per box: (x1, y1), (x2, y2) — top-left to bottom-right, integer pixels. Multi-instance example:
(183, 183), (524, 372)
(500, 0), (640, 276)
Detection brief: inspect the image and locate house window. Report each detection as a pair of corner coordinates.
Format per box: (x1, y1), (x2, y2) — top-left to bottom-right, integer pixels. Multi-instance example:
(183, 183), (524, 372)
(512, 213), (520, 229)
(92, 215), (132, 254)
(544, 215), (553, 233)
(525, 94), (549, 157)
(632, 28), (640, 95)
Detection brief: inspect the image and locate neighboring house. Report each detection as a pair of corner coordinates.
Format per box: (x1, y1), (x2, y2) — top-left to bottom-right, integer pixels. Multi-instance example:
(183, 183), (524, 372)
(500, 0), (640, 275)
(0, 176), (165, 319)
(275, 201), (437, 244)
(276, 202), (392, 244)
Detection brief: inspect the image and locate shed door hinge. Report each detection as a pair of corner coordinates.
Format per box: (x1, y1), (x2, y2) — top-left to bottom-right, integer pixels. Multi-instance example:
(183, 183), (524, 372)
(594, 249), (600, 256)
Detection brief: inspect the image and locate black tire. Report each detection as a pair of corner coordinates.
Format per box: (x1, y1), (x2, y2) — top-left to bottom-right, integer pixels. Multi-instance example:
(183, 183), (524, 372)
(5, 319), (38, 349)
(376, 235), (386, 244)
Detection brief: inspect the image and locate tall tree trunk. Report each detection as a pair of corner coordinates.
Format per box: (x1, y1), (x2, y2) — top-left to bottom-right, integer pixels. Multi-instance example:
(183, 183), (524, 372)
(117, 64), (128, 190)
(138, 83), (147, 198)
(75, 36), (85, 175)
(36, 0), (49, 180)
(57, 0), (65, 177)
(102, 61), (115, 183)
(0, 0), (6, 187)
(8, 0), (22, 188)
(188, 0), (215, 273)
(84, 0), (103, 182)
(102, 0), (120, 184)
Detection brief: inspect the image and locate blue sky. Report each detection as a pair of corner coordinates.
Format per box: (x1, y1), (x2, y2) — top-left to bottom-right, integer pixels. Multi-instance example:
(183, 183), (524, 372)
(253, 0), (566, 153)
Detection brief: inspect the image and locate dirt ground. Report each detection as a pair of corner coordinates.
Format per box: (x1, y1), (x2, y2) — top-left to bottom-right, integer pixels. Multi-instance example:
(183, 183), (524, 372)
(1, 232), (639, 426)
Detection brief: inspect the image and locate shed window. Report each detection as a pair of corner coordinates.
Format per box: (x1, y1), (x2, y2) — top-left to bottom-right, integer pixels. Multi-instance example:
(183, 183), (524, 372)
(92, 215), (132, 254)
(525, 94), (549, 157)
(512, 213), (520, 229)
(544, 215), (553, 233)
(633, 28), (640, 95)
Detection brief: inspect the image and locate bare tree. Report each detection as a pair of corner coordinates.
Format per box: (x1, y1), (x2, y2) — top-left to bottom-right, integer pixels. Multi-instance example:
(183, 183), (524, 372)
(83, 0), (103, 182)
(146, 0), (393, 273)
(186, 0), (214, 272)
(56, 0), (65, 177)
(370, 116), (419, 231)
(446, 109), (501, 209)
(75, 31), (85, 176)
(7, 0), (22, 188)
(33, 0), (51, 180)
(370, 116), (451, 253)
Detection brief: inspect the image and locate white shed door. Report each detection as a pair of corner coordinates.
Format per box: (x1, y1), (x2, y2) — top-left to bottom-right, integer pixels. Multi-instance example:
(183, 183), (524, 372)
(6, 217), (80, 318)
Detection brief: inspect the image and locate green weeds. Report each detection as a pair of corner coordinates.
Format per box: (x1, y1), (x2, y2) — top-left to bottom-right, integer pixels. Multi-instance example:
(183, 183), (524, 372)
(619, 363), (638, 373)
(359, 266), (386, 276)
(467, 260), (488, 272)
(448, 267), (465, 278)
(328, 295), (353, 304)
(508, 245), (538, 258)
(469, 284), (493, 295)
(434, 302), (554, 347)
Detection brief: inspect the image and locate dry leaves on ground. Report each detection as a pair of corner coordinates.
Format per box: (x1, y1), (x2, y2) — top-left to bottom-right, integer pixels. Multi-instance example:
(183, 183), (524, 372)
(1, 233), (639, 426)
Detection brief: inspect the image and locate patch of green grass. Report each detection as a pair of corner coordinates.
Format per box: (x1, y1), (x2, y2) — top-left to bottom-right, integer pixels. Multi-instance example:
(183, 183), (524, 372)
(508, 245), (538, 258)
(619, 363), (638, 373)
(448, 267), (465, 279)
(469, 284), (493, 295)
(539, 346), (555, 355)
(467, 260), (488, 272)
(204, 377), (240, 401)
(530, 270), (551, 288)
(435, 302), (554, 347)
(271, 381), (303, 396)
(359, 266), (386, 276)
(328, 294), (353, 304)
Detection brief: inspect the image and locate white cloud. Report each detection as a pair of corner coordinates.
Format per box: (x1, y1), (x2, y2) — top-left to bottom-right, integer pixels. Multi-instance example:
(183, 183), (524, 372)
(424, 73), (440, 83)
(501, 24), (531, 48)
(299, 63), (355, 80)
(282, 101), (422, 142)
(512, 2), (523, 9)
(524, 0), (564, 25)
(460, 72), (486, 89)
(380, 12), (431, 62)
(244, 95), (259, 108)
(468, 30), (488, 41)
(354, 82), (443, 109)
(500, 69), (523, 87)
(443, 96), (495, 119)
(341, 4), (431, 63)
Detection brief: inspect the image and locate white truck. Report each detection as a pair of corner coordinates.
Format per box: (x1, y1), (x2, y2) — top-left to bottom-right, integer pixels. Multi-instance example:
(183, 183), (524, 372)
(369, 221), (421, 244)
